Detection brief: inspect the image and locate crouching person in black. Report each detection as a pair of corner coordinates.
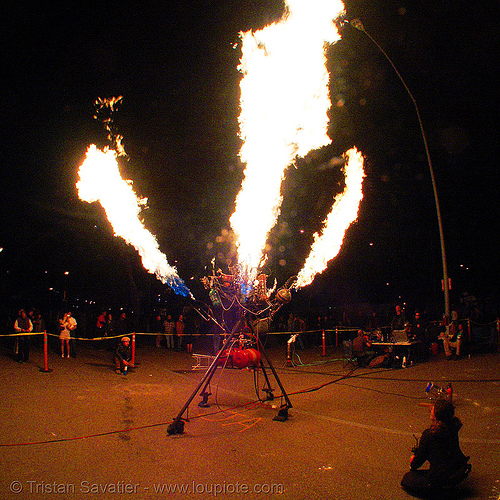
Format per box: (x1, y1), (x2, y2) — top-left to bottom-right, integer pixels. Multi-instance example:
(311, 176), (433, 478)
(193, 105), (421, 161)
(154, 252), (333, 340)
(401, 399), (471, 496)
(114, 336), (134, 375)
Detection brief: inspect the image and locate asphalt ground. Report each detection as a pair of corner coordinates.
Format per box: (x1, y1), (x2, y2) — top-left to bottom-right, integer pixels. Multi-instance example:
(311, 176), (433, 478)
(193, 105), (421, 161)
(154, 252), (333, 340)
(0, 335), (499, 500)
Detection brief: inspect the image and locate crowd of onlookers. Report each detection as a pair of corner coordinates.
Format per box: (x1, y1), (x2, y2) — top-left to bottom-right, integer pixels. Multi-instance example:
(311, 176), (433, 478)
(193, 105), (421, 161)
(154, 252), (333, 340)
(2, 297), (498, 366)
(2, 305), (204, 363)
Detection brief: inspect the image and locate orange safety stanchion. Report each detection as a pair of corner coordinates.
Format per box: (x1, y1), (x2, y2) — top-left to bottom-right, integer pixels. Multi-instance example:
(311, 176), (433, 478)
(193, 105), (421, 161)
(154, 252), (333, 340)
(335, 326), (339, 347)
(131, 333), (136, 366)
(321, 329), (326, 357)
(40, 331), (53, 373)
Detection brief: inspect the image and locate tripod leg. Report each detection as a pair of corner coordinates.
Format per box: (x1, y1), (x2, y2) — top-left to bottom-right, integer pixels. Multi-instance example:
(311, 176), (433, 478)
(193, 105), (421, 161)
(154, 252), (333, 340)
(256, 335), (293, 411)
(167, 330), (238, 435)
(257, 360), (275, 401)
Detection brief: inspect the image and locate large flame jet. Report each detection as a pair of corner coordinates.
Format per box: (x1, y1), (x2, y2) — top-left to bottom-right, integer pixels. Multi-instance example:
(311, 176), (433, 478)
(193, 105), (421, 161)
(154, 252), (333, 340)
(230, 0), (364, 288)
(77, 145), (192, 298)
(295, 147), (364, 288)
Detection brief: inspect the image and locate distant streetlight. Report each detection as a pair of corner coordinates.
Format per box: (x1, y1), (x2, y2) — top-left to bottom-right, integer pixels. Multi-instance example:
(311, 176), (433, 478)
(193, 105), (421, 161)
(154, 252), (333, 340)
(346, 18), (450, 319)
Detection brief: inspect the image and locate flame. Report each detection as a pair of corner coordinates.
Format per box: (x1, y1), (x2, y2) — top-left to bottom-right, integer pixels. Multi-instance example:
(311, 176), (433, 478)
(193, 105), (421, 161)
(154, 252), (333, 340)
(230, 0), (347, 282)
(76, 145), (192, 297)
(76, 1), (363, 297)
(295, 147), (365, 288)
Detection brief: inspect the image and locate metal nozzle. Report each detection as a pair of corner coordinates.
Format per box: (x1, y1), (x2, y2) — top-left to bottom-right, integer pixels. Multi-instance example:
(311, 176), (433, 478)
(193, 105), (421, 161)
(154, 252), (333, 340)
(350, 19), (365, 31)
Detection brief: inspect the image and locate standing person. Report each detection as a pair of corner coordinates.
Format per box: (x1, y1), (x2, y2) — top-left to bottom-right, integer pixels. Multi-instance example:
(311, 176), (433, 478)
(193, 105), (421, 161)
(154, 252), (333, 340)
(401, 399), (471, 495)
(31, 309), (46, 348)
(163, 314), (176, 349)
(32, 310), (46, 333)
(59, 311), (77, 358)
(104, 313), (115, 351)
(410, 311), (427, 341)
(152, 313), (164, 348)
(391, 304), (407, 332)
(184, 314), (196, 354)
(94, 310), (107, 350)
(114, 311), (129, 337)
(410, 311), (428, 361)
(66, 311), (78, 358)
(105, 313), (115, 337)
(96, 310), (107, 337)
(59, 312), (73, 358)
(175, 314), (185, 351)
(14, 309), (33, 363)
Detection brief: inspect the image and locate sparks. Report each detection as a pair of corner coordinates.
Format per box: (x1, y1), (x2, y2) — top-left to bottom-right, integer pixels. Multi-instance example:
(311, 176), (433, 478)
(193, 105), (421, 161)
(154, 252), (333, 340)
(76, 145), (192, 298)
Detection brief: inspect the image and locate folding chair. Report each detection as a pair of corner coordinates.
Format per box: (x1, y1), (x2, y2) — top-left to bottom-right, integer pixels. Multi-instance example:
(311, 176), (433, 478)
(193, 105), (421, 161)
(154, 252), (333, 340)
(343, 340), (357, 368)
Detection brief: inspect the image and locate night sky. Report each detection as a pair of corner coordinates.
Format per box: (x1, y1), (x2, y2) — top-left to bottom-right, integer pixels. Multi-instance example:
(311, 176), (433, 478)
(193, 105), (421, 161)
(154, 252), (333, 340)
(1, 0), (499, 319)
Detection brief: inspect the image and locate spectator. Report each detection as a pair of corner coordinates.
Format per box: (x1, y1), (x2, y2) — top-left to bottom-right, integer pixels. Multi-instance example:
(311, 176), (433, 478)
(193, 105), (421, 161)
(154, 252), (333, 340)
(59, 311), (77, 358)
(368, 311), (380, 332)
(391, 304), (407, 332)
(96, 310), (107, 338)
(14, 309), (33, 363)
(352, 329), (376, 367)
(442, 322), (464, 360)
(410, 311), (429, 361)
(175, 314), (185, 351)
(152, 313), (164, 348)
(31, 309), (46, 349)
(401, 399), (470, 495)
(102, 312), (115, 351)
(114, 336), (134, 375)
(114, 312), (129, 337)
(163, 314), (176, 349)
(184, 315), (196, 354)
(31, 310), (44, 333)
(68, 311), (78, 358)
(105, 313), (115, 337)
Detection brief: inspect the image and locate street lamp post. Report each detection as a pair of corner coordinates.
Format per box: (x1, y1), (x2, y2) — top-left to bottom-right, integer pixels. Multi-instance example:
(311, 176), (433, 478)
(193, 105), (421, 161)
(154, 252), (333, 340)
(346, 18), (450, 319)
(63, 271), (69, 309)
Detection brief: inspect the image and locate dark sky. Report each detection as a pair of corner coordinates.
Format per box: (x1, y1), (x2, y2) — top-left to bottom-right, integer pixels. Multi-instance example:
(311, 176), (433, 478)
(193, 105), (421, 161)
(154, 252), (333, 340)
(1, 0), (499, 317)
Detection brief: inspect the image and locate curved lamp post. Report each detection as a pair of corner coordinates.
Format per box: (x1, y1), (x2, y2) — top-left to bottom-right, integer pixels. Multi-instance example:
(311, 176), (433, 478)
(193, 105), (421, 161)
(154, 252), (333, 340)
(347, 18), (450, 319)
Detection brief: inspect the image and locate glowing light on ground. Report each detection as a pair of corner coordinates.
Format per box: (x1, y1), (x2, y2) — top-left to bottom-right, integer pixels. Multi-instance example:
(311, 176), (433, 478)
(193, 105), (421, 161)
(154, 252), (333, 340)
(76, 145), (192, 297)
(230, 0), (347, 283)
(295, 147), (365, 288)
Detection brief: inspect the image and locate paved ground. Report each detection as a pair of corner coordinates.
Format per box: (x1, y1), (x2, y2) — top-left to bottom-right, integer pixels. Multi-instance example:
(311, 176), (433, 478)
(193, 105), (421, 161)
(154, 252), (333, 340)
(0, 335), (499, 500)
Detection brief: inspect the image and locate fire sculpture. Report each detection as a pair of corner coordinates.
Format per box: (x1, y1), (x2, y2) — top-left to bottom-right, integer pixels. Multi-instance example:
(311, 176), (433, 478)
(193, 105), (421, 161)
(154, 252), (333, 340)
(76, 0), (365, 431)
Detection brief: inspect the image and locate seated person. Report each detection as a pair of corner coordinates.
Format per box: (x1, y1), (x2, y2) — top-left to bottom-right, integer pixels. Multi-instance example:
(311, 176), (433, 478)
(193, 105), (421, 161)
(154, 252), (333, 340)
(401, 399), (470, 496)
(441, 322), (463, 360)
(352, 329), (376, 367)
(114, 336), (134, 374)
